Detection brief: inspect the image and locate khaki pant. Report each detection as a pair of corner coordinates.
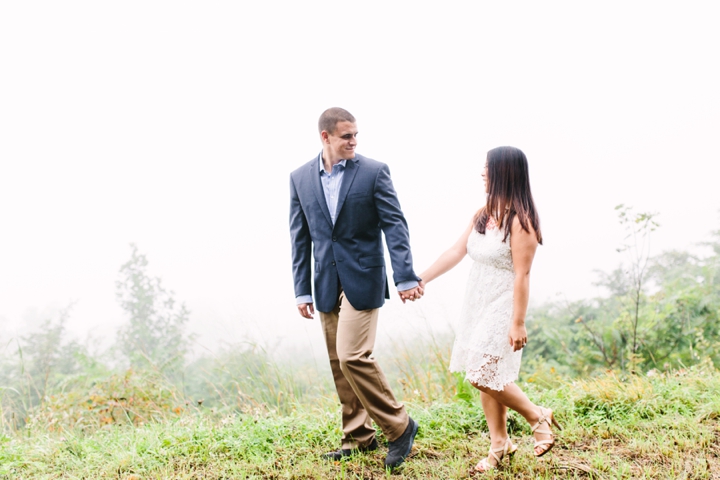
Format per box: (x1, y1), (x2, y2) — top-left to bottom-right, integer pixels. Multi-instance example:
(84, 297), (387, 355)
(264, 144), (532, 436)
(320, 291), (408, 449)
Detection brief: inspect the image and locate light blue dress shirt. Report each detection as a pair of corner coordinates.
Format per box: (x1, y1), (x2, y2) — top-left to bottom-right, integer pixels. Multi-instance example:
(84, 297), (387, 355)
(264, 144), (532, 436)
(296, 157), (418, 306)
(321, 159), (347, 224)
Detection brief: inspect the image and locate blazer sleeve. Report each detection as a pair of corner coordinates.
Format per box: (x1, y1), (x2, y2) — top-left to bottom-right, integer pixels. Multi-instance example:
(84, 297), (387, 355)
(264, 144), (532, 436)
(373, 164), (419, 286)
(289, 174), (312, 299)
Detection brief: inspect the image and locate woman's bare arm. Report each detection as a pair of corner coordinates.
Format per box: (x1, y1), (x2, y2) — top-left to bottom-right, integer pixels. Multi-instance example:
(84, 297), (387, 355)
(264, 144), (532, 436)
(419, 221), (474, 285)
(508, 216), (538, 352)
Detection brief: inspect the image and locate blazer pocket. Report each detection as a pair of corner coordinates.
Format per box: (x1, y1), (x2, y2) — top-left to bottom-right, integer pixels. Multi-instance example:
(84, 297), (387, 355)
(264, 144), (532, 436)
(359, 255), (385, 269)
(348, 191), (370, 197)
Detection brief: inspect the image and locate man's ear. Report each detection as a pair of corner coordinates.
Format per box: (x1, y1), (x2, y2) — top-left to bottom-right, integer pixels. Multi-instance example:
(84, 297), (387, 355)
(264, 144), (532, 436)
(320, 131), (330, 143)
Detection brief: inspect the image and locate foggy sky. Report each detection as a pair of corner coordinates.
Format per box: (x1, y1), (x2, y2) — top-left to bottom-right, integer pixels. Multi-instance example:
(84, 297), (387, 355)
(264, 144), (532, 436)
(1, 1), (718, 357)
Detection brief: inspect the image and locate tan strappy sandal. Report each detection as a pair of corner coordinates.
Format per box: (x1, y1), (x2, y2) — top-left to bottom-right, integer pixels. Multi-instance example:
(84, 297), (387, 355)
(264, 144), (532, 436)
(473, 437), (518, 473)
(531, 407), (562, 457)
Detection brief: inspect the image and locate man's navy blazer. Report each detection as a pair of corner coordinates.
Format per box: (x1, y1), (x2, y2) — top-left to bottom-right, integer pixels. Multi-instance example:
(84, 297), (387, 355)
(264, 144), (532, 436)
(290, 152), (419, 313)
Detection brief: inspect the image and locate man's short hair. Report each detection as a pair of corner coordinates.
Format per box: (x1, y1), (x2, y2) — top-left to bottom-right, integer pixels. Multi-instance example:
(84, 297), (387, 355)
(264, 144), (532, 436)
(318, 107), (356, 134)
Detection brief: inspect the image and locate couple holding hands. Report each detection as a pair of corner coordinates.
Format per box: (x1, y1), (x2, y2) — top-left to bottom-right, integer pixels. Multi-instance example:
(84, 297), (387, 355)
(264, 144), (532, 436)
(289, 108), (560, 473)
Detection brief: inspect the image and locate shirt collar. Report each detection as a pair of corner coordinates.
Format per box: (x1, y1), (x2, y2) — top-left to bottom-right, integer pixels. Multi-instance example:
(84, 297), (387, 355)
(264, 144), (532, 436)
(319, 156), (347, 174)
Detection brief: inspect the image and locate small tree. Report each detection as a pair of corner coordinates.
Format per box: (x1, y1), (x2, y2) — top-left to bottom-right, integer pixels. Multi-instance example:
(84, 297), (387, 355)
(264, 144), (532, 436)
(19, 307), (83, 402)
(115, 244), (191, 375)
(0, 306), (84, 428)
(525, 213), (720, 376)
(543, 205), (659, 373)
(614, 204), (659, 370)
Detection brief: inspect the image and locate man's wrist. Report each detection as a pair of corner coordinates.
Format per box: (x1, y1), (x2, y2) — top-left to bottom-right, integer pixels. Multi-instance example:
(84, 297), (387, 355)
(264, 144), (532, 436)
(296, 295), (313, 305)
(396, 280), (419, 292)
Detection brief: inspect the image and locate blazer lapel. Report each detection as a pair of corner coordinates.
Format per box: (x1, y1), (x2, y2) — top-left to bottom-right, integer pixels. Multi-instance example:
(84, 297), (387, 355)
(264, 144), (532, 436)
(334, 158), (359, 226)
(310, 153), (333, 227)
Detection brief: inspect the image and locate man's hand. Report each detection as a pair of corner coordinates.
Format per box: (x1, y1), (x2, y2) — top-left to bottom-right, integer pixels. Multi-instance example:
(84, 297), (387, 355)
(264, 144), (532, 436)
(297, 303), (315, 319)
(398, 285), (424, 303)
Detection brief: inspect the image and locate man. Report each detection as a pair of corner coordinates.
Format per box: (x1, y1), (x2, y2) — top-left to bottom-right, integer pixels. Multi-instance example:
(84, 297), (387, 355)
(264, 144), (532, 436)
(289, 107), (423, 470)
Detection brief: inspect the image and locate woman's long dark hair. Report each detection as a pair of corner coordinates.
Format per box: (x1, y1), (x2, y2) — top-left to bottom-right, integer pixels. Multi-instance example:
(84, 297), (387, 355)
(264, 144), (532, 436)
(474, 146), (542, 244)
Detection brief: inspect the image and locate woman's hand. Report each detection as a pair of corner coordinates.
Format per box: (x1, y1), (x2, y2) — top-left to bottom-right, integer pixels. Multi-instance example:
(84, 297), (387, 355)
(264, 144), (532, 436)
(508, 324), (528, 352)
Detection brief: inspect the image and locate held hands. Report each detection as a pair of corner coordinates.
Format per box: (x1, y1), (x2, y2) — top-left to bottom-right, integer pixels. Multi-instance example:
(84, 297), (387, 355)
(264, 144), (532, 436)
(399, 280), (425, 304)
(297, 303), (315, 319)
(508, 324), (528, 352)
(301, 280), (427, 315)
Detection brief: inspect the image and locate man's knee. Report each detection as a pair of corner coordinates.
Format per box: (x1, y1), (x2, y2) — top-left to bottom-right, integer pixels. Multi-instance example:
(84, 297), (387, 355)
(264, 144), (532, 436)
(338, 349), (369, 372)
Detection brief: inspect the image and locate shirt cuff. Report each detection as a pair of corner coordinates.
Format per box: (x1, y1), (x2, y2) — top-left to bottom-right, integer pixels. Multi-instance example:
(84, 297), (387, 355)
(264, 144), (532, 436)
(296, 295), (313, 305)
(396, 280), (419, 292)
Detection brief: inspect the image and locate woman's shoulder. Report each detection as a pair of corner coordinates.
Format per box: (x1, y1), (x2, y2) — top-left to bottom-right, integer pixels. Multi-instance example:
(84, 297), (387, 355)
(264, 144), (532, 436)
(510, 214), (538, 240)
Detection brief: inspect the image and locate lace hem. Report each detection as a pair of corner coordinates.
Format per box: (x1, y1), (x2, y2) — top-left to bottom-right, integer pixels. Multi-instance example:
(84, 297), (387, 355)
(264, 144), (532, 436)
(449, 353), (520, 391)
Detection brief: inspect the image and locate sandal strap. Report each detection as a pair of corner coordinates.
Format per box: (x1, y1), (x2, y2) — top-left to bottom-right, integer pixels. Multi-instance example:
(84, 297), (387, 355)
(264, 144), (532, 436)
(475, 458), (493, 472)
(486, 438), (513, 464)
(532, 409), (556, 447)
(488, 444), (506, 462)
(531, 408), (560, 433)
(530, 414), (550, 433)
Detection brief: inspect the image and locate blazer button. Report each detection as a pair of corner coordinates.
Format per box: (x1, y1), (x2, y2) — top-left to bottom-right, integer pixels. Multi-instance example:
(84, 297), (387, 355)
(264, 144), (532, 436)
(332, 237), (337, 242)
(331, 261), (336, 266)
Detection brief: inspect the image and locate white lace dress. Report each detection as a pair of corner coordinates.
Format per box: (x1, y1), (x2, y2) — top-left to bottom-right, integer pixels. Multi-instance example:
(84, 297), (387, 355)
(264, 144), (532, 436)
(449, 217), (522, 391)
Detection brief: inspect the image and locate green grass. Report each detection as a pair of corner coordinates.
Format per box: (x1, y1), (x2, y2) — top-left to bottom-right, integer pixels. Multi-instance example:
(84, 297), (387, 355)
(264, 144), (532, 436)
(2, 361), (720, 479)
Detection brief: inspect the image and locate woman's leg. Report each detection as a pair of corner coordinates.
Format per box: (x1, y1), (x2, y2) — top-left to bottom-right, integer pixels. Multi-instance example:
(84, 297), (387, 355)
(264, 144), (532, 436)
(472, 381), (554, 455)
(479, 391), (510, 466)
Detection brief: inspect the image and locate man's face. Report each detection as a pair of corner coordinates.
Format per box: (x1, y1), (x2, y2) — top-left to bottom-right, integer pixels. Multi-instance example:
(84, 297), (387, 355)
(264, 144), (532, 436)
(323, 121), (358, 161)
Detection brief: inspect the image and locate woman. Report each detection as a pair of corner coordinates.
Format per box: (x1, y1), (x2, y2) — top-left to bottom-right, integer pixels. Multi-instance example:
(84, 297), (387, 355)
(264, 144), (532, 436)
(418, 146), (560, 473)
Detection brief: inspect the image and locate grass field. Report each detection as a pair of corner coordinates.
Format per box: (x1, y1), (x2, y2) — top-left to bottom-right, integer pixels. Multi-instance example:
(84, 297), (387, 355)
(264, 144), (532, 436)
(2, 358), (720, 479)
